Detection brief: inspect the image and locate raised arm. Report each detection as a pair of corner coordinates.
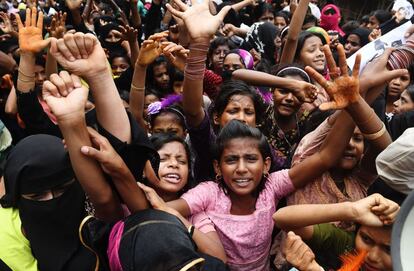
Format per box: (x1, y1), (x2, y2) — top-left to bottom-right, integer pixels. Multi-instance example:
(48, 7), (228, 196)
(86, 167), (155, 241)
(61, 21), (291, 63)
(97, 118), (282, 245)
(50, 32), (131, 142)
(42, 71), (124, 222)
(166, 0), (230, 127)
(279, 0), (310, 64)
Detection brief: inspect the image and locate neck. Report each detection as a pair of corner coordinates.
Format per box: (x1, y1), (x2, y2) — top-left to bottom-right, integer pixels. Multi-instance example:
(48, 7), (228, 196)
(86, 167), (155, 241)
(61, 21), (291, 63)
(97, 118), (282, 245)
(229, 192), (257, 215)
(386, 97), (398, 113)
(275, 112), (297, 131)
(329, 168), (351, 183)
(155, 188), (179, 202)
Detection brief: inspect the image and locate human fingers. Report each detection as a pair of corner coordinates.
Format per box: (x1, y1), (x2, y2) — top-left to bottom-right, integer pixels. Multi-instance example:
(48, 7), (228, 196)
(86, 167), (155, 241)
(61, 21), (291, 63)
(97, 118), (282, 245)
(305, 66), (328, 88)
(64, 33), (82, 59)
(319, 101), (339, 111)
(59, 70), (74, 94)
(71, 73), (82, 88)
(74, 32), (88, 59)
(50, 17), (56, 32)
(404, 23), (414, 38)
(42, 79), (61, 98)
(84, 33), (96, 55)
(57, 37), (76, 61)
(352, 54), (361, 78)
(15, 13), (23, 30)
(25, 8), (30, 27)
(166, 3), (185, 19)
(80, 145), (104, 161)
(37, 10), (44, 30)
(86, 127), (109, 150)
(216, 5), (231, 22)
(61, 12), (67, 26)
(337, 44), (348, 76)
(49, 73), (69, 96)
(31, 7), (37, 27)
(170, 0), (188, 11)
(323, 45), (338, 79)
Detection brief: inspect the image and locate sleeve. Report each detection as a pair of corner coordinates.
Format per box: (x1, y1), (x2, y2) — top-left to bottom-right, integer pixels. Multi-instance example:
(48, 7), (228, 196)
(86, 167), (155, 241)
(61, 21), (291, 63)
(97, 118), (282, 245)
(308, 223), (355, 257)
(97, 111), (159, 181)
(267, 169), (295, 200)
(188, 113), (216, 182)
(181, 182), (217, 215)
(190, 211), (216, 233)
(16, 88), (62, 137)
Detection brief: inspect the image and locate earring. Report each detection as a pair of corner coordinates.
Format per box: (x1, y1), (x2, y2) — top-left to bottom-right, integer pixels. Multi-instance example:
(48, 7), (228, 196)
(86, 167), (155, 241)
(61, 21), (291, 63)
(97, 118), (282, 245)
(215, 174), (222, 182)
(263, 172), (270, 180)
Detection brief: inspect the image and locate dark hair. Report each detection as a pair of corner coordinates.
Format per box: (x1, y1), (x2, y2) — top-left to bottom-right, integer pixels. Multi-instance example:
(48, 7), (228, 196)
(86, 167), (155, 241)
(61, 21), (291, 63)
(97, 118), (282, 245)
(303, 14), (318, 28)
(294, 31), (323, 63)
(253, 3), (274, 21)
(371, 10), (392, 25)
(149, 105), (187, 132)
(274, 11), (290, 24)
(271, 63), (312, 83)
(406, 85), (414, 101)
(149, 133), (195, 194)
(360, 15), (370, 25)
(109, 51), (131, 66)
(146, 55), (174, 96)
(172, 69), (184, 83)
(342, 20), (360, 35)
(213, 120), (271, 197)
(210, 80), (266, 129)
(207, 37), (237, 69)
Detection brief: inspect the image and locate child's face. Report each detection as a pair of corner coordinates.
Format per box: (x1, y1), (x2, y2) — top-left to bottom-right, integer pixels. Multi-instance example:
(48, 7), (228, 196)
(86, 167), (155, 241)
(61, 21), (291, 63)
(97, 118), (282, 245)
(153, 63), (170, 91)
(148, 141), (189, 196)
(299, 36), (325, 73)
(393, 89), (414, 115)
(111, 56), (130, 77)
(355, 225), (392, 271)
(336, 127), (364, 171)
(151, 113), (186, 139)
(215, 138), (270, 196)
(216, 95), (256, 128)
(272, 75), (303, 117)
(173, 81), (183, 94)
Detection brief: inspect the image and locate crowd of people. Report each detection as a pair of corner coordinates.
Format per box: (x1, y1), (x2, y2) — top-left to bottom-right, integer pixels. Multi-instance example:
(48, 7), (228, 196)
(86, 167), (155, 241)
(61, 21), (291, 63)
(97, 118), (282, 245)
(0, 0), (413, 270)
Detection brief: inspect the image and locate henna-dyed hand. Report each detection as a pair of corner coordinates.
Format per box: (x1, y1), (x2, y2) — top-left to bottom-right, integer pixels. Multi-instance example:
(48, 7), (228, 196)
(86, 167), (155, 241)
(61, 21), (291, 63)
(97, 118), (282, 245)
(0, 12), (13, 34)
(16, 7), (50, 53)
(48, 11), (67, 39)
(305, 44), (361, 111)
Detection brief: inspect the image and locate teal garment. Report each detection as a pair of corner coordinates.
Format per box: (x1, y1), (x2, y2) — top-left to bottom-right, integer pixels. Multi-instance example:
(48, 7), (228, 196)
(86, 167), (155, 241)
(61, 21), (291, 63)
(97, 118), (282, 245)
(138, 1), (147, 17)
(307, 223), (355, 270)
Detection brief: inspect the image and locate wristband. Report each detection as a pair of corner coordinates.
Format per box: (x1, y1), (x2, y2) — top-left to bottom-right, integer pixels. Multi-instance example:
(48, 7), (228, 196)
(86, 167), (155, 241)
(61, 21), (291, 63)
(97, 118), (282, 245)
(362, 122), (386, 141)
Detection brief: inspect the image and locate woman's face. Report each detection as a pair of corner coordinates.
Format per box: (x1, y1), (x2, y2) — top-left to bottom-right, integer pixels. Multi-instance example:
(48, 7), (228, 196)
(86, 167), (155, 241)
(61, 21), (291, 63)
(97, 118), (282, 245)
(367, 16), (380, 30)
(149, 141), (189, 195)
(216, 138), (270, 197)
(393, 89), (414, 115)
(355, 225), (392, 271)
(151, 113), (186, 139)
(217, 94), (256, 128)
(34, 64), (46, 88)
(259, 10), (275, 23)
(153, 63), (170, 91)
(272, 75), (303, 117)
(211, 44), (230, 73)
(21, 179), (76, 201)
(274, 16), (287, 30)
(105, 29), (121, 43)
(344, 34), (362, 58)
(173, 80), (183, 94)
(299, 36), (325, 73)
(336, 127), (364, 171)
(388, 74), (410, 98)
(223, 53), (245, 72)
(111, 56), (130, 77)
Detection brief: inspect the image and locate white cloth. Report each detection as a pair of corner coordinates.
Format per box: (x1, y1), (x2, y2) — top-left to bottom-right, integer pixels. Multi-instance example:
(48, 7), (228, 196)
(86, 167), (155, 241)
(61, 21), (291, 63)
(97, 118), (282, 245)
(283, 3), (321, 19)
(392, 0), (414, 19)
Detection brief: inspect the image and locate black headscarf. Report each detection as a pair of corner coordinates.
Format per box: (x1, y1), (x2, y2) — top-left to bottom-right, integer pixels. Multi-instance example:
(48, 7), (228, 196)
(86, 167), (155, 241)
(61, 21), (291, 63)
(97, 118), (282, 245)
(0, 134), (95, 271)
(98, 22), (126, 55)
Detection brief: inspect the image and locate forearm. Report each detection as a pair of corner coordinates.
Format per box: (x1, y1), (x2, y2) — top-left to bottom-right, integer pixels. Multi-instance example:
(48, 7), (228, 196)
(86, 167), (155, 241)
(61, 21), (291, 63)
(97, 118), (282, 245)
(59, 117), (124, 221)
(130, 3), (141, 28)
(82, 0), (93, 20)
(69, 7), (82, 27)
(86, 70), (131, 143)
(5, 86), (18, 115)
(232, 69), (300, 89)
(182, 39), (209, 127)
(231, 0), (249, 12)
(17, 52), (36, 92)
(279, 0), (310, 64)
(167, 198), (191, 217)
(45, 49), (58, 79)
(129, 40), (139, 67)
(129, 63), (146, 128)
(273, 201), (355, 231)
(0, 50), (17, 76)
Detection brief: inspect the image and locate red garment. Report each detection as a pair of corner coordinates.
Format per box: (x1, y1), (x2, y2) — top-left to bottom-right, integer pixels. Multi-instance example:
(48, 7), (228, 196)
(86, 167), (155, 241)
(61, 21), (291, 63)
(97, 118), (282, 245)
(203, 69), (222, 101)
(320, 4), (345, 37)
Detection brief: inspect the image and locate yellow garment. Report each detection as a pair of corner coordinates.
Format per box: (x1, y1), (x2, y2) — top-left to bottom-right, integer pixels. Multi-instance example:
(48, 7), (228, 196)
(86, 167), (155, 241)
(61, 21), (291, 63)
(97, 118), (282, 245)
(0, 207), (38, 271)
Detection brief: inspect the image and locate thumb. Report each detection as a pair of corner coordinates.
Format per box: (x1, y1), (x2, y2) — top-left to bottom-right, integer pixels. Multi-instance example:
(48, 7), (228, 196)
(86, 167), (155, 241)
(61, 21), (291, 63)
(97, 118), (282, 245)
(319, 101), (339, 111)
(216, 5), (231, 22)
(384, 68), (409, 83)
(80, 145), (103, 161)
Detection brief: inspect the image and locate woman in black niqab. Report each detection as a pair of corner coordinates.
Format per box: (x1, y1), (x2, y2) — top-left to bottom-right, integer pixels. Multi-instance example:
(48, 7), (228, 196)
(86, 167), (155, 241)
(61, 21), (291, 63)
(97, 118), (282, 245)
(0, 134), (96, 271)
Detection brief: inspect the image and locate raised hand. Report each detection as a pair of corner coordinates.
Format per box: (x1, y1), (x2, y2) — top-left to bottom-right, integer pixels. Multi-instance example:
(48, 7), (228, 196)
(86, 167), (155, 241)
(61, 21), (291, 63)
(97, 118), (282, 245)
(137, 182), (172, 213)
(0, 12), (14, 34)
(119, 25), (138, 43)
(161, 41), (189, 71)
(136, 32), (168, 66)
(16, 7), (50, 53)
(283, 232), (322, 271)
(166, 0), (231, 41)
(305, 44), (360, 111)
(42, 71), (89, 121)
(80, 127), (128, 176)
(50, 32), (108, 78)
(351, 194), (400, 226)
(48, 11), (67, 39)
(65, 0), (83, 10)
(293, 81), (319, 103)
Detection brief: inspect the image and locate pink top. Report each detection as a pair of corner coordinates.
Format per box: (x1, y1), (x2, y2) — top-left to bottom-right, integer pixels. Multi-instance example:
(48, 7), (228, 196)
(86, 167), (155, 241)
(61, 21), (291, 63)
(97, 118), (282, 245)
(181, 169), (294, 271)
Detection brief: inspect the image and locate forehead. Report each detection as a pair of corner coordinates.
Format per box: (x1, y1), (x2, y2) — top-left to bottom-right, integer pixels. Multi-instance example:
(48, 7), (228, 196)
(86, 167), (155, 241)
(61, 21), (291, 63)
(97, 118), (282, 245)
(224, 53), (242, 63)
(359, 225), (391, 244)
(222, 137), (261, 155)
(227, 94), (254, 107)
(303, 36), (323, 47)
(214, 45), (229, 52)
(153, 113), (182, 127)
(347, 34), (361, 43)
(158, 141), (187, 155)
(153, 64), (167, 73)
(112, 56), (129, 65)
(275, 16), (286, 22)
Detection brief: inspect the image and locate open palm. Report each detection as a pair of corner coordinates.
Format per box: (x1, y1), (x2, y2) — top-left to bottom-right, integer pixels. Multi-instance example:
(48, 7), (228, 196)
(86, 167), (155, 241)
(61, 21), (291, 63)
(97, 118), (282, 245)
(16, 7), (50, 53)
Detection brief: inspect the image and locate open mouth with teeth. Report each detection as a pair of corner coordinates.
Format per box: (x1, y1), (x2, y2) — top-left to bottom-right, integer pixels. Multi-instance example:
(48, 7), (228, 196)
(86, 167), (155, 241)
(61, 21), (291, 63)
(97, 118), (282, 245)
(233, 179), (252, 188)
(162, 173), (182, 184)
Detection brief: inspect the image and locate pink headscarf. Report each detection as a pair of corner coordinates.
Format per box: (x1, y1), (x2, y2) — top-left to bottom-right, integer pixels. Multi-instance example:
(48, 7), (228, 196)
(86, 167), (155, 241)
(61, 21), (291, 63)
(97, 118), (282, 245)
(320, 4), (345, 37)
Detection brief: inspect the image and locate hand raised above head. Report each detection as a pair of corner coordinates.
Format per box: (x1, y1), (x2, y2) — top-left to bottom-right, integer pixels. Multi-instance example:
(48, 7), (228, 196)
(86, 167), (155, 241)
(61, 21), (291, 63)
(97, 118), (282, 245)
(42, 71), (89, 122)
(16, 7), (50, 53)
(305, 44), (360, 111)
(50, 32), (109, 78)
(166, 0), (231, 41)
(136, 32), (168, 66)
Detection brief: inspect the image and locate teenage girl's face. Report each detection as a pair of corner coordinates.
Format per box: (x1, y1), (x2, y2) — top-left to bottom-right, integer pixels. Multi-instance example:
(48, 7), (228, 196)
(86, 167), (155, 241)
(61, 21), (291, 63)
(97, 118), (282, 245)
(299, 36), (325, 73)
(21, 179), (76, 201)
(355, 226), (392, 271)
(216, 138), (271, 196)
(344, 34), (362, 58)
(34, 64), (46, 88)
(387, 74), (410, 98)
(393, 89), (414, 115)
(337, 127), (364, 170)
(272, 75), (303, 117)
(217, 95), (256, 128)
(111, 56), (130, 77)
(274, 16), (287, 30)
(173, 80), (183, 94)
(259, 10), (275, 23)
(150, 141), (189, 195)
(367, 16), (380, 30)
(153, 63), (170, 90)
(151, 113), (187, 139)
(144, 94), (160, 116)
(105, 29), (121, 43)
(223, 53), (245, 72)
(211, 45), (230, 73)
